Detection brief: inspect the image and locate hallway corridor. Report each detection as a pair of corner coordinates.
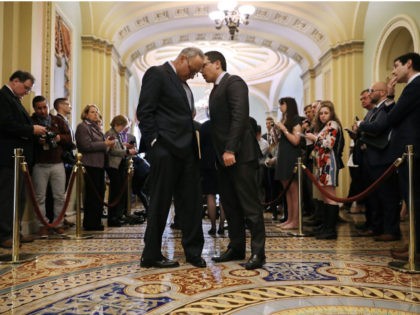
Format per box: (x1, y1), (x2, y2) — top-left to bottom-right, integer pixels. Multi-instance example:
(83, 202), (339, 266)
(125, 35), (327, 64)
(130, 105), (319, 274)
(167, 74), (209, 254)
(1, 208), (419, 314)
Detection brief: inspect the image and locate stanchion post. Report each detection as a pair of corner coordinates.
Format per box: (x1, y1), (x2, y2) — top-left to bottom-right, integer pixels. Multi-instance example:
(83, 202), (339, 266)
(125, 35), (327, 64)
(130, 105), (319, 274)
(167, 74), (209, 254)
(68, 153), (92, 239)
(11, 149), (23, 261)
(0, 148), (37, 264)
(389, 145), (420, 273)
(126, 157), (134, 215)
(287, 158), (311, 237)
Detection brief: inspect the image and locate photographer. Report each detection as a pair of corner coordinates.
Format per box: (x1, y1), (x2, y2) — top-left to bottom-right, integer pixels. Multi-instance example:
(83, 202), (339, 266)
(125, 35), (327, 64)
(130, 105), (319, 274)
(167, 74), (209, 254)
(31, 95), (73, 236)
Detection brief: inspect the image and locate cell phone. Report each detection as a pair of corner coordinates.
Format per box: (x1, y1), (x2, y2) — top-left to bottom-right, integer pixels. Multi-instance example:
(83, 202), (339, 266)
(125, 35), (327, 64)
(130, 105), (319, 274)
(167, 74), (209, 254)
(344, 128), (357, 135)
(108, 136), (115, 140)
(355, 116), (360, 121)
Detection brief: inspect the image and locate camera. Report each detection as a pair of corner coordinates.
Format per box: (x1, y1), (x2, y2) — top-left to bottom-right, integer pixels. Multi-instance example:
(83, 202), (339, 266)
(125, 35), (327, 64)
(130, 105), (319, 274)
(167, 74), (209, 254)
(41, 131), (58, 149)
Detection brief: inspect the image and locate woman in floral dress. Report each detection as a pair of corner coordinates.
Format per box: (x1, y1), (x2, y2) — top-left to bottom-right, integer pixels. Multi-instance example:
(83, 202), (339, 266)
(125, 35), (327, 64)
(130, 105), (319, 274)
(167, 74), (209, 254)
(305, 101), (344, 239)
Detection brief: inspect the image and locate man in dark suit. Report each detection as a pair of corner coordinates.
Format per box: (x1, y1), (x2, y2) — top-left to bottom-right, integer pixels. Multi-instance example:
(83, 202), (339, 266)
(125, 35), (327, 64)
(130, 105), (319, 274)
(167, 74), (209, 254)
(201, 50), (266, 270)
(384, 52), (420, 261)
(0, 70), (47, 248)
(136, 47), (206, 268)
(356, 81), (400, 241)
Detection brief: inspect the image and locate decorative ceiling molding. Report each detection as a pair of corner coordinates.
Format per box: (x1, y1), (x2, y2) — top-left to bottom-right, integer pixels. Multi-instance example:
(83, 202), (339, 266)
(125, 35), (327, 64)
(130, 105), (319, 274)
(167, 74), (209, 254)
(132, 41), (295, 86)
(128, 32), (307, 72)
(81, 35), (114, 55)
(113, 4), (327, 71)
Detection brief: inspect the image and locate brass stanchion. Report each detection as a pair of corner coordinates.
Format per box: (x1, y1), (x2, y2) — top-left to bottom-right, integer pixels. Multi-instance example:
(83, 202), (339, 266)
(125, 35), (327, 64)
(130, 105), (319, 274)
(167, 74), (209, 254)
(126, 157), (134, 215)
(389, 145), (420, 273)
(67, 153), (92, 239)
(0, 149), (37, 264)
(287, 157), (312, 237)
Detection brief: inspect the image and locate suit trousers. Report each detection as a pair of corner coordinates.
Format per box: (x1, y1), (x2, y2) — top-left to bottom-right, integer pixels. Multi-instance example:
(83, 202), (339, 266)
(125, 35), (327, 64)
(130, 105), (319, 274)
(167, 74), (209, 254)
(365, 164), (400, 236)
(0, 167), (26, 241)
(142, 142), (204, 261)
(217, 161), (266, 257)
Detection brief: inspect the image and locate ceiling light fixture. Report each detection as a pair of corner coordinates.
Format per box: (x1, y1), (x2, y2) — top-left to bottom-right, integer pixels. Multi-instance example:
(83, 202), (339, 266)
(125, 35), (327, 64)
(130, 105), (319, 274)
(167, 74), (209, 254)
(209, 0), (255, 40)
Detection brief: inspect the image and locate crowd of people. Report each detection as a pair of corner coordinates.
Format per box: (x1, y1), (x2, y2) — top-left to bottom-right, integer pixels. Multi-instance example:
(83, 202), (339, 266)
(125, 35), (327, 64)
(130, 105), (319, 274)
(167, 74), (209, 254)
(0, 74), (149, 247)
(1, 51), (419, 268)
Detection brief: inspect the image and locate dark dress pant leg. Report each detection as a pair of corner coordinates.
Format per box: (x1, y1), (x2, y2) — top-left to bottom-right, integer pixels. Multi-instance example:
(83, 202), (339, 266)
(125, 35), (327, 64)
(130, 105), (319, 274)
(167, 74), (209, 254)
(175, 150), (204, 259)
(141, 143), (176, 261)
(217, 165), (246, 255)
(234, 163), (266, 257)
(0, 167), (26, 241)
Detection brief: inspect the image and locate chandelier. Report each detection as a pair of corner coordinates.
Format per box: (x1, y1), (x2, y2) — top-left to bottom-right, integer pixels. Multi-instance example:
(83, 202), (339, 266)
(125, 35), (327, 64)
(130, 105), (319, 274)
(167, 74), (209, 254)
(209, 0), (256, 40)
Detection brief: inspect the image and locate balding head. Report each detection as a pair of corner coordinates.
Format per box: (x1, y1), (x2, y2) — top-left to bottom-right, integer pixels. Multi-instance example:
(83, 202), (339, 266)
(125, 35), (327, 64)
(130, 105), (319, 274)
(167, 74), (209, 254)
(369, 81), (387, 104)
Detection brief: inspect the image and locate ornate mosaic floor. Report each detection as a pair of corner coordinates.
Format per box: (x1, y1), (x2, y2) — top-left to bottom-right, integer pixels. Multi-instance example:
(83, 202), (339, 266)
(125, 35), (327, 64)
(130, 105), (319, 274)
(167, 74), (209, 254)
(1, 210), (419, 314)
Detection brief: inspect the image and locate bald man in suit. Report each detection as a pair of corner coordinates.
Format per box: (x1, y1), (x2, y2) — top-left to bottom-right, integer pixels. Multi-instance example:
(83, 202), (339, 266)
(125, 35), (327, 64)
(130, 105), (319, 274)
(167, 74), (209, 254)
(137, 47), (206, 268)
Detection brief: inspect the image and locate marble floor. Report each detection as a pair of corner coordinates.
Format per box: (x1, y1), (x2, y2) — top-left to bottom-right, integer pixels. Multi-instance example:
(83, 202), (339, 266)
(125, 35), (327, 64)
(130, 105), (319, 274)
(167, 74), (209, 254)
(1, 208), (419, 315)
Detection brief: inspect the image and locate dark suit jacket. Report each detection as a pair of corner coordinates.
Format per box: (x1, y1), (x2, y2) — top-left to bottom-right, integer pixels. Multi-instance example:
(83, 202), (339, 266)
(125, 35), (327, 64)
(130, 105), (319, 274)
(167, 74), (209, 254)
(386, 75), (420, 159)
(0, 85), (34, 167)
(358, 101), (394, 166)
(136, 62), (197, 159)
(209, 73), (259, 165)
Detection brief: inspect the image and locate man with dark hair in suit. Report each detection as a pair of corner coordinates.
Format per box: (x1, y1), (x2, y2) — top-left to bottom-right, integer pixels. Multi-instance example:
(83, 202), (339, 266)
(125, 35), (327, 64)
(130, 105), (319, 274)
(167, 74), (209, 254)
(384, 52), (420, 261)
(201, 50), (266, 270)
(137, 47), (206, 268)
(0, 70), (47, 248)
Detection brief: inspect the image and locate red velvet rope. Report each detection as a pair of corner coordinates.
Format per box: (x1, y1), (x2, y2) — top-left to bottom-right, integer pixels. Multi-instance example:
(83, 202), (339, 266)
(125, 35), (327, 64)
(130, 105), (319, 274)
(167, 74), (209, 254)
(83, 169), (129, 208)
(303, 160), (401, 203)
(23, 164), (77, 228)
(261, 172), (296, 206)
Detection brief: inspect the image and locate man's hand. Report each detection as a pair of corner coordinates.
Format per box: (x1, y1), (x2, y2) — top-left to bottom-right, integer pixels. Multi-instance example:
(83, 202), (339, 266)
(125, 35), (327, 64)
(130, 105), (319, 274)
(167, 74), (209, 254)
(387, 75), (398, 96)
(223, 151), (236, 167)
(33, 125), (47, 136)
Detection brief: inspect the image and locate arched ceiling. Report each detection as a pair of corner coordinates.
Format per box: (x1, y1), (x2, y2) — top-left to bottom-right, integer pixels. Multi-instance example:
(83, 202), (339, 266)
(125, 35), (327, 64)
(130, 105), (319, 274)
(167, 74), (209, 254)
(78, 1), (367, 110)
(80, 1), (366, 68)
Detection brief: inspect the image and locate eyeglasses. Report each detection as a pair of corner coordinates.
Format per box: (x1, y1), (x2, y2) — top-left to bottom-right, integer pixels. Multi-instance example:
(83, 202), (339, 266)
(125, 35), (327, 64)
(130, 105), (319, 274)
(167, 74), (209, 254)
(368, 88), (384, 93)
(22, 82), (33, 92)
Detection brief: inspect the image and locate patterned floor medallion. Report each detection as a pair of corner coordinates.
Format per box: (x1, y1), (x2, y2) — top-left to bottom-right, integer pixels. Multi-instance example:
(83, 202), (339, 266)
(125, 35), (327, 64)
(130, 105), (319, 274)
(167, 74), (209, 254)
(1, 211), (420, 314)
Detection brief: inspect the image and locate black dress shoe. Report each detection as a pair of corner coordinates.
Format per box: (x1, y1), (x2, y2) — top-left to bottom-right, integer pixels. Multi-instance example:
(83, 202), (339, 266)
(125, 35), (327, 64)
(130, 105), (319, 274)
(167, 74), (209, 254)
(140, 257), (180, 268)
(211, 248), (245, 263)
(186, 256), (207, 268)
(244, 254), (265, 270)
